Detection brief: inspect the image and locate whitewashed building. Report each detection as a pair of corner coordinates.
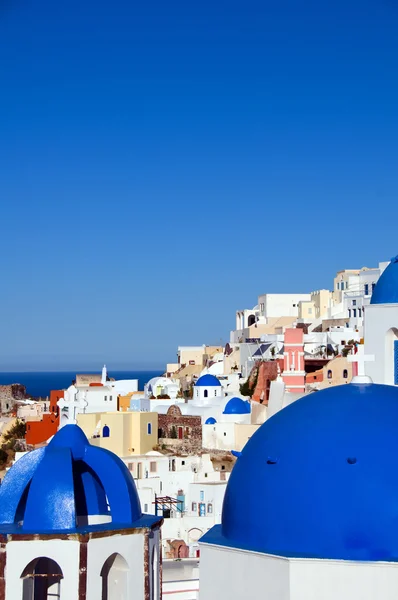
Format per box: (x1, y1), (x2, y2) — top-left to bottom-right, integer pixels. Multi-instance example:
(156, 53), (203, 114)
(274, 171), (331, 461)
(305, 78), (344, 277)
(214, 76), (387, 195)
(199, 378), (398, 600)
(0, 424), (162, 600)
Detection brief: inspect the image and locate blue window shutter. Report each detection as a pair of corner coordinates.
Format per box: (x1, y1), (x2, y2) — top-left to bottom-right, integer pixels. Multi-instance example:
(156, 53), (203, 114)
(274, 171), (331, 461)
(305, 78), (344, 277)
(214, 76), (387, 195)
(394, 341), (398, 385)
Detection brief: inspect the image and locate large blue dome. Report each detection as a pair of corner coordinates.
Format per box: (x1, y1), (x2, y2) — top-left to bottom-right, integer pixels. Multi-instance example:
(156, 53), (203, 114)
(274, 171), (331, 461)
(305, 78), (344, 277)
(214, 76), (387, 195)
(195, 374), (222, 387)
(0, 425), (160, 534)
(201, 383), (398, 561)
(223, 397), (251, 415)
(371, 258), (397, 304)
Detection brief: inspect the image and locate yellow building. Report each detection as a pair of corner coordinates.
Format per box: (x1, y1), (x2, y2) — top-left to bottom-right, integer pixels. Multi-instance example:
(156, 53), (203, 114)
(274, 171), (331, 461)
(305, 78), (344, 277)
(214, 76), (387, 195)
(77, 411), (158, 457)
(298, 289), (332, 321)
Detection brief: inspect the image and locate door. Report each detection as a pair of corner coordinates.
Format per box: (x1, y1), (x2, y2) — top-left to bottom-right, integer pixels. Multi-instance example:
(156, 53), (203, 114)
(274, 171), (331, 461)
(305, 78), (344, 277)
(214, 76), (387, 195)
(199, 503), (206, 516)
(178, 427), (183, 440)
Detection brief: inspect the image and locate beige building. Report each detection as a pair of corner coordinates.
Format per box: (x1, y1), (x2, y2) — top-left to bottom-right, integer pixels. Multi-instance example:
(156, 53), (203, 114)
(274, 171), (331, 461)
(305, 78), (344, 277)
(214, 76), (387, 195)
(77, 410), (158, 456)
(298, 289), (332, 321)
(177, 345), (223, 368)
(166, 363), (179, 377)
(306, 356), (353, 390)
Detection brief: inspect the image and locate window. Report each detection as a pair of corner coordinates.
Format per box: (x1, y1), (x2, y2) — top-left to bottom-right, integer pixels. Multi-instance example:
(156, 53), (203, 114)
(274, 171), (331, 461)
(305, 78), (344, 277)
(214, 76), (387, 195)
(101, 553), (128, 600)
(205, 473), (208, 478)
(352, 300), (356, 306)
(21, 557), (63, 600)
(327, 370), (332, 379)
(204, 390), (208, 398)
(181, 460), (185, 465)
(341, 281), (345, 290)
(128, 463), (134, 472)
(372, 282), (376, 292)
(221, 465), (225, 470)
(192, 502), (197, 512)
(207, 503), (213, 514)
(147, 423), (152, 435)
(200, 491), (204, 501)
(358, 308), (362, 317)
(348, 309), (351, 317)
(293, 303), (296, 307)
(144, 503), (148, 512)
(189, 360), (195, 365)
(353, 309), (357, 318)
(150, 462), (157, 473)
(343, 369), (348, 379)
(223, 432), (226, 436)
(110, 395), (112, 402)
(104, 396), (107, 401)
(308, 308), (312, 314)
(103, 425), (110, 438)
(364, 283), (369, 295)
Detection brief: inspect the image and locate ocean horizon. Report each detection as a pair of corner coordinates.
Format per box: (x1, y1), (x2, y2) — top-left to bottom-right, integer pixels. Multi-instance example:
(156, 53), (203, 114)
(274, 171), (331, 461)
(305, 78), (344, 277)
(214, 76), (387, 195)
(0, 370), (163, 398)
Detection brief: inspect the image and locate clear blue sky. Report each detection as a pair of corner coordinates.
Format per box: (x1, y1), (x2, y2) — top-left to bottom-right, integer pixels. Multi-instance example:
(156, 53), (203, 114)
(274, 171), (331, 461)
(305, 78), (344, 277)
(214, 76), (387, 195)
(1, 0), (397, 371)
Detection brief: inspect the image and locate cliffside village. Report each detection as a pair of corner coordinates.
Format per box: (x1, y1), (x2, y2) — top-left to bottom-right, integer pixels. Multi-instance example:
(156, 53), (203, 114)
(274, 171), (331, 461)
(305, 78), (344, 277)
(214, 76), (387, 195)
(1, 256), (398, 599)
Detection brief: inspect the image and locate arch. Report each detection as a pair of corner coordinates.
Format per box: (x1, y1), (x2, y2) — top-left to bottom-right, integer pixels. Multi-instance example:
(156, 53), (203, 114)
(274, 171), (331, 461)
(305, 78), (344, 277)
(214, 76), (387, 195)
(21, 557), (63, 600)
(102, 425), (110, 438)
(188, 527), (204, 543)
(204, 389), (208, 398)
(248, 314), (256, 327)
(385, 328), (398, 385)
(150, 543), (160, 600)
(100, 553), (129, 600)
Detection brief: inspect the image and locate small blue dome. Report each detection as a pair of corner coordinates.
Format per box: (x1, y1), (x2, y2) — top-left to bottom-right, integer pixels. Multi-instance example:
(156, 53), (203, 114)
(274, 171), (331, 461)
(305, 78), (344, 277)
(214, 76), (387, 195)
(202, 383), (398, 561)
(195, 374), (222, 387)
(0, 425), (157, 534)
(371, 258), (398, 304)
(223, 397), (251, 415)
(205, 417), (217, 424)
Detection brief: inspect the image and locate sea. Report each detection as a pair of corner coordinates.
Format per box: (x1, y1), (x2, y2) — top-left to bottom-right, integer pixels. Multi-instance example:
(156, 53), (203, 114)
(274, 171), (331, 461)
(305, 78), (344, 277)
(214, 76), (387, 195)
(0, 371), (163, 398)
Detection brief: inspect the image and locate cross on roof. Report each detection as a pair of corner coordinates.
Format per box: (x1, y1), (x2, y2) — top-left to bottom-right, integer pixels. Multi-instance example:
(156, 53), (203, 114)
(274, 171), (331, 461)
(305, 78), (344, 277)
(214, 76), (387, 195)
(347, 345), (374, 382)
(57, 386), (88, 426)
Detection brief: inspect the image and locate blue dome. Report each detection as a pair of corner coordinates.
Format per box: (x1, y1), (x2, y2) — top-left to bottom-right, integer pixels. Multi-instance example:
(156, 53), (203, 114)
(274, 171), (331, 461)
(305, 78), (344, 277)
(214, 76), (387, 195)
(195, 374), (222, 387)
(223, 397), (251, 415)
(202, 384), (398, 561)
(205, 417), (217, 424)
(0, 425), (159, 534)
(371, 257), (398, 304)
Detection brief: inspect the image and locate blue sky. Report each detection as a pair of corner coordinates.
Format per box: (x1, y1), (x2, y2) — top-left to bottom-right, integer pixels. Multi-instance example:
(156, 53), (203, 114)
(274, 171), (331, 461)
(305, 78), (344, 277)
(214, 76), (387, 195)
(0, 0), (397, 371)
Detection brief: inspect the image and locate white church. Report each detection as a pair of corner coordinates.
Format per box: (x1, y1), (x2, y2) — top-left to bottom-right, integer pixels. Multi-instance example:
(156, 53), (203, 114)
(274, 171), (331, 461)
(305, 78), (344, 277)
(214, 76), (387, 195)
(1, 256), (398, 599)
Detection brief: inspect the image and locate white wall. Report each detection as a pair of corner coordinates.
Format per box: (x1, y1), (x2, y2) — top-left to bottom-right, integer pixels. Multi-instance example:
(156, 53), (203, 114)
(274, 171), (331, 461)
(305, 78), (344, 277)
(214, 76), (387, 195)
(364, 304), (398, 385)
(5, 539), (80, 600)
(290, 557), (398, 600)
(199, 543), (398, 600)
(258, 294), (311, 320)
(199, 544), (290, 600)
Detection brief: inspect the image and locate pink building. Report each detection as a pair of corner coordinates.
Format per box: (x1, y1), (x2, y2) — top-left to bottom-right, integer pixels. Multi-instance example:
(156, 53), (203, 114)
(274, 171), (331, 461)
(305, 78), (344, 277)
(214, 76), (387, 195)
(282, 328), (305, 393)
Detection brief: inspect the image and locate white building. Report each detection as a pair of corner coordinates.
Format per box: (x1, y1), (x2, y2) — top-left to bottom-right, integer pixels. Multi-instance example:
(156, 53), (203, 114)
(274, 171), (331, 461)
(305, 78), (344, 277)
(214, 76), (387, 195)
(120, 451), (229, 558)
(365, 256), (398, 385)
(199, 378), (398, 600)
(0, 424), (162, 600)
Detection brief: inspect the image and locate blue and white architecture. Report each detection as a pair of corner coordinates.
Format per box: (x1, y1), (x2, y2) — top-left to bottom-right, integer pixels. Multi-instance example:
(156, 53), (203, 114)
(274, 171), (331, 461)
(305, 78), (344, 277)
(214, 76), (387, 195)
(0, 425), (162, 600)
(365, 256), (398, 385)
(199, 380), (398, 600)
(193, 374), (224, 405)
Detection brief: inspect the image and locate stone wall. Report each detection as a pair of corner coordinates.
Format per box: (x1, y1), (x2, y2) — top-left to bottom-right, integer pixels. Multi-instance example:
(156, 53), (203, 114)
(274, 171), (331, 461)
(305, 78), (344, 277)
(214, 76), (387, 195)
(0, 384), (26, 415)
